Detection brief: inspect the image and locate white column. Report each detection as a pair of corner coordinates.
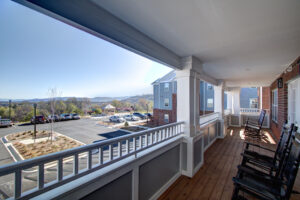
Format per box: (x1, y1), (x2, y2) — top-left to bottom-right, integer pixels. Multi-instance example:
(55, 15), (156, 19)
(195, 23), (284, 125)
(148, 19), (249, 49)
(176, 56), (201, 177)
(226, 91), (232, 113)
(214, 81), (226, 137)
(231, 88), (241, 115)
(214, 81), (224, 117)
(259, 87), (263, 110)
(176, 57), (201, 137)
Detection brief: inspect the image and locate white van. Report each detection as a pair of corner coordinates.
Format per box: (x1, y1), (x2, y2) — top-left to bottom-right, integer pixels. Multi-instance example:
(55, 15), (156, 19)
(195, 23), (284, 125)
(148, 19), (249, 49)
(0, 118), (12, 127)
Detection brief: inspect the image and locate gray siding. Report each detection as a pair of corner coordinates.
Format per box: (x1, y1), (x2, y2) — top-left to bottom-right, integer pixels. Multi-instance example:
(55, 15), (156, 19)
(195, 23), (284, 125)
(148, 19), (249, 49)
(240, 88), (258, 108)
(139, 145), (180, 200)
(200, 81), (215, 112)
(153, 84), (159, 109)
(154, 81), (176, 110)
(81, 172), (132, 200)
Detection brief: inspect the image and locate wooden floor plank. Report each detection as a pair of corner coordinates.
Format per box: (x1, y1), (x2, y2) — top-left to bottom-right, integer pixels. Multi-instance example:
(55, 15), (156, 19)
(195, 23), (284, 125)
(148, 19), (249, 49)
(159, 127), (300, 200)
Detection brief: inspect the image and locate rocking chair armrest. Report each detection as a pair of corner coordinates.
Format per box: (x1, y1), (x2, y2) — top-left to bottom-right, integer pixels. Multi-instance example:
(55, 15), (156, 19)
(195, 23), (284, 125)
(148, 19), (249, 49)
(244, 142), (275, 152)
(245, 124), (260, 130)
(247, 121), (259, 126)
(237, 165), (282, 185)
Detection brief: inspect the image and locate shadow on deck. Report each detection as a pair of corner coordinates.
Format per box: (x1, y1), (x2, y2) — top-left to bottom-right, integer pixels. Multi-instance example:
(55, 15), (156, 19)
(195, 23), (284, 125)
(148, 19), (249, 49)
(159, 127), (300, 200)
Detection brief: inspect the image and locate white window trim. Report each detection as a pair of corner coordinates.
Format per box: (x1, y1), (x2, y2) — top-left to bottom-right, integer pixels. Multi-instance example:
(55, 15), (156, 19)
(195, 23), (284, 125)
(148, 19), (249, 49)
(164, 98), (169, 107)
(164, 82), (169, 91)
(164, 114), (169, 123)
(272, 89), (278, 123)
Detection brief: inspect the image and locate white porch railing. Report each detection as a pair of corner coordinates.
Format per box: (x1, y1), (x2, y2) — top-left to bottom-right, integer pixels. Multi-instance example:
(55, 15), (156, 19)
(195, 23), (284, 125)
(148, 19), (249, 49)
(240, 108), (261, 114)
(199, 112), (220, 126)
(0, 122), (184, 199)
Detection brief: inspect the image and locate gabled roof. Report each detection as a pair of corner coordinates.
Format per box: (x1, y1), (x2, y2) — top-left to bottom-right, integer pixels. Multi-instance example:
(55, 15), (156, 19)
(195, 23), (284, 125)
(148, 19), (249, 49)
(152, 70), (176, 85)
(103, 104), (115, 110)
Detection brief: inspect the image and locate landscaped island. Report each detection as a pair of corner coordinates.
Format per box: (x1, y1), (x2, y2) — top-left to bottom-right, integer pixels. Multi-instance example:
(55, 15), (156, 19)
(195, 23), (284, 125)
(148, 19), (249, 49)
(6, 130), (83, 160)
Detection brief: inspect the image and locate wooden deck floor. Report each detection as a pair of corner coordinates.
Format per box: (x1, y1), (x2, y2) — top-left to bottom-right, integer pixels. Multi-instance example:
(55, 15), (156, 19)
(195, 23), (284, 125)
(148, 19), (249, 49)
(159, 127), (300, 200)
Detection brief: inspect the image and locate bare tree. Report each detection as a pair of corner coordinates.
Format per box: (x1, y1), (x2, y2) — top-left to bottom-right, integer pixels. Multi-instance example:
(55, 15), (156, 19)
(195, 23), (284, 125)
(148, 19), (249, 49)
(81, 98), (91, 116)
(48, 88), (61, 143)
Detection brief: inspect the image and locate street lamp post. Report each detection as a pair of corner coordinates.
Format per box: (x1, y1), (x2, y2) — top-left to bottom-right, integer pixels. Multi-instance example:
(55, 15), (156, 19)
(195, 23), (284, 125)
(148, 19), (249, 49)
(146, 104), (149, 124)
(33, 103), (37, 140)
(8, 100), (11, 120)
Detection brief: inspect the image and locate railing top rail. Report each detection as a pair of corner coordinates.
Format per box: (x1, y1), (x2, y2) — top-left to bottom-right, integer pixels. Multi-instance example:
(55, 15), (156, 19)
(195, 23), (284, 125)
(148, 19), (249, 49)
(199, 112), (219, 118)
(0, 121), (184, 175)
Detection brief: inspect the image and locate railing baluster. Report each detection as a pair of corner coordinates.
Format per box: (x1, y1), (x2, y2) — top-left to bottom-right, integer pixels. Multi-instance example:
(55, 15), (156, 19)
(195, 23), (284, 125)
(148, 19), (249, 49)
(38, 164), (44, 189)
(58, 158), (63, 181)
(88, 150), (92, 170)
(74, 153), (79, 174)
(133, 137), (137, 157)
(109, 145), (113, 161)
(127, 139), (130, 154)
(139, 135), (142, 149)
(99, 148), (103, 165)
(145, 134), (148, 146)
(151, 132), (154, 145)
(159, 130), (162, 141)
(118, 141), (122, 157)
(14, 169), (22, 199)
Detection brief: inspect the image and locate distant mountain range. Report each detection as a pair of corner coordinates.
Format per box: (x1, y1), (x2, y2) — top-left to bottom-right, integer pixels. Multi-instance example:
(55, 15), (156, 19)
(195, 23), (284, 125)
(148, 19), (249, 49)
(0, 94), (153, 104)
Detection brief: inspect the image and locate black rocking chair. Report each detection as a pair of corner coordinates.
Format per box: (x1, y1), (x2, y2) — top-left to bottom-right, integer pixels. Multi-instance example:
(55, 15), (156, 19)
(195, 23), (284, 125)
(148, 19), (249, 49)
(240, 123), (295, 177)
(232, 133), (300, 200)
(244, 109), (266, 139)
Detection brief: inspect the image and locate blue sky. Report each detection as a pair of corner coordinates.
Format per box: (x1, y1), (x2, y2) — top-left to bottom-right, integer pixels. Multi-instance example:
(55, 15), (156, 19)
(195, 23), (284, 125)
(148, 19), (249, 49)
(0, 0), (172, 99)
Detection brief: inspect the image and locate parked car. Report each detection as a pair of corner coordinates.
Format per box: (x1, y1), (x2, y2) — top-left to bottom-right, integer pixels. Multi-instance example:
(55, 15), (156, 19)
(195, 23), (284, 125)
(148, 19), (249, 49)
(124, 114), (139, 121)
(144, 113), (152, 118)
(60, 114), (72, 121)
(133, 112), (146, 119)
(0, 119), (12, 127)
(109, 116), (125, 123)
(48, 115), (60, 122)
(71, 113), (80, 120)
(31, 116), (46, 124)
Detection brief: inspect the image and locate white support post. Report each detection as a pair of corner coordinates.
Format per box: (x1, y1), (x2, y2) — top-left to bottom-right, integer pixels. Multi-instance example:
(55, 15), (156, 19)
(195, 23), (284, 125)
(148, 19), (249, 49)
(176, 56), (201, 137)
(214, 81), (225, 117)
(214, 81), (226, 138)
(176, 56), (202, 177)
(232, 88), (241, 115)
(230, 87), (241, 127)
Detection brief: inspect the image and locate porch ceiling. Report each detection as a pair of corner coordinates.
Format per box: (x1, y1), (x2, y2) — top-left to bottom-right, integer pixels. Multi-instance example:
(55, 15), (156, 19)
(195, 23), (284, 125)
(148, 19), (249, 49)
(16, 0), (300, 87)
(94, 0), (300, 87)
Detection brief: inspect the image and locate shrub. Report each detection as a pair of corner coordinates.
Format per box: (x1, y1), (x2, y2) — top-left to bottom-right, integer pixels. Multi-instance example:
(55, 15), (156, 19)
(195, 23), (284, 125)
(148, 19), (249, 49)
(124, 121), (129, 127)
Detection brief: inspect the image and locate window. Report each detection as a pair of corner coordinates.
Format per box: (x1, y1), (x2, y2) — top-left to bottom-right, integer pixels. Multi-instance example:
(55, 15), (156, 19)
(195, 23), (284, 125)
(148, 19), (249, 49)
(207, 98), (213, 108)
(200, 81), (215, 115)
(249, 98), (258, 108)
(164, 114), (169, 123)
(164, 98), (169, 107)
(207, 83), (213, 90)
(164, 82), (169, 91)
(272, 89), (278, 122)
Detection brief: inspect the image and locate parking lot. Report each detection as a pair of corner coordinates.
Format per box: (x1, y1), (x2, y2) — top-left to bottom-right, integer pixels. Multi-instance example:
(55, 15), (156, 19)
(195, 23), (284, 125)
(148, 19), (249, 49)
(0, 118), (130, 166)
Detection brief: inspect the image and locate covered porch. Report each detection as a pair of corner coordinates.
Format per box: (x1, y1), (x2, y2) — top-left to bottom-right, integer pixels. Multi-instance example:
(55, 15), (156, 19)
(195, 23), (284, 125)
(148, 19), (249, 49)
(1, 0), (300, 199)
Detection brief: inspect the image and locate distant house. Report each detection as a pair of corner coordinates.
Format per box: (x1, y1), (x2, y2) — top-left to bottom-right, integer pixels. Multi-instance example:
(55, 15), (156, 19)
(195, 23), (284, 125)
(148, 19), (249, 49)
(240, 88), (259, 108)
(102, 104), (116, 114)
(152, 71), (177, 125)
(152, 71), (260, 125)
